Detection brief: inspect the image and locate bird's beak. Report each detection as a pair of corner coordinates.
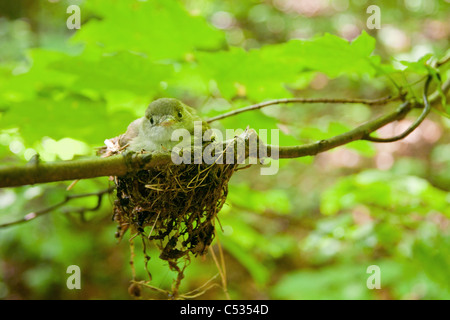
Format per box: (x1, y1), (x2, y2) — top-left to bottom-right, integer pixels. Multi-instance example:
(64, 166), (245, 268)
(159, 115), (176, 127)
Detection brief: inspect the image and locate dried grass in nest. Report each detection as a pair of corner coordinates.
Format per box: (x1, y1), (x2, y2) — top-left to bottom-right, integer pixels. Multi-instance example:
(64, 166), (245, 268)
(114, 161), (236, 261)
(101, 135), (237, 264)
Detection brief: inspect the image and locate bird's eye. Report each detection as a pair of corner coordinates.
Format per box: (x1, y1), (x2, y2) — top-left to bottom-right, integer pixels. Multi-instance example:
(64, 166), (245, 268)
(149, 117), (154, 125)
(177, 111), (183, 118)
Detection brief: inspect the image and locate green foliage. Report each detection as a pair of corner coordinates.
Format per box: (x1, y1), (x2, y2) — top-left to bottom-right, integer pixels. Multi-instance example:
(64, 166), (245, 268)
(272, 262), (380, 300)
(73, 0), (225, 61)
(0, 0), (449, 300)
(321, 170), (449, 216)
(197, 31), (380, 101)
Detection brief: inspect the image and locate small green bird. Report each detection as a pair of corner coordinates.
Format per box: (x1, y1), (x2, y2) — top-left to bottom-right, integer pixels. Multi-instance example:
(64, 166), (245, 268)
(120, 98), (209, 152)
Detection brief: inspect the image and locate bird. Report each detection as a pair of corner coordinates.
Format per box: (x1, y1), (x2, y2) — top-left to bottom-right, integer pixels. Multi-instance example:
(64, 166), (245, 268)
(119, 98), (209, 153)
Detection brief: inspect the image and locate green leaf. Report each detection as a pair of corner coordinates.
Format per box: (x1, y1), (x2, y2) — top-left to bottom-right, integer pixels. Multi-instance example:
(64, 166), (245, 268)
(49, 50), (173, 96)
(283, 32), (378, 77)
(217, 108), (301, 147)
(228, 183), (292, 214)
(412, 237), (450, 290)
(72, 0), (225, 61)
(219, 236), (271, 285)
(321, 170), (450, 216)
(350, 30), (376, 56)
(272, 263), (376, 299)
(197, 32), (380, 101)
(0, 49), (75, 102)
(197, 47), (302, 101)
(400, 54), (433, 75)
(0, 97), (136, 146)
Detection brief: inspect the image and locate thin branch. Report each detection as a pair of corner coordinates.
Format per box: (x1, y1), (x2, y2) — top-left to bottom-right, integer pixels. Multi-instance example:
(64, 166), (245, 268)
(61, 189), (105, 215)
(0, 187), (115, 228)
(429, 76), (450, 103)
(206, 94), (403, 123)
(206, 58), (450, 124)
(267, 101), (413, 159)
(436, 54), (450, 68)
(0, 78), (447, 189)
(362, 76), (432, 143)
(266, 78), (447, 159)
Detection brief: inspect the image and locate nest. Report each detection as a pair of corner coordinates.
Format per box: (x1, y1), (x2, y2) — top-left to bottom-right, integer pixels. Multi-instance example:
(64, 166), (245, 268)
(100, 136), (237, 263)
(113, 162), (236, 260)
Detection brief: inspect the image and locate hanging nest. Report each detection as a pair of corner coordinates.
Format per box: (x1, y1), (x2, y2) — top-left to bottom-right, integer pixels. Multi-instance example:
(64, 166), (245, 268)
(114, 162), (236, 260)
(99, 136), (238, 262)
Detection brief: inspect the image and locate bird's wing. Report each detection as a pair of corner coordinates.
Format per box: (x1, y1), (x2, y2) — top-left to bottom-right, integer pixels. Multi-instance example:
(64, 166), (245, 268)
(119, 117), (143, 147)
(184, 104), (205, 118)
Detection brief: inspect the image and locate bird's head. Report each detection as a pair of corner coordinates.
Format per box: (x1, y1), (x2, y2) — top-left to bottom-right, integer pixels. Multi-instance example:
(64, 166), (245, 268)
(140, 98), (198, 143)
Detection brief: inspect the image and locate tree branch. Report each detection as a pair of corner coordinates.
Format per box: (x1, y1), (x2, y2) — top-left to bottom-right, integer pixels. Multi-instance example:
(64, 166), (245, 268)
(362, 76), (431, 143)
(206, 94), (403, 123)
(269, 77), (448, 158)
(0, 78), (447, 188)
(0, 186), (115, 228)
(0, 152), (172, 188)
(267, 100), (412, 159)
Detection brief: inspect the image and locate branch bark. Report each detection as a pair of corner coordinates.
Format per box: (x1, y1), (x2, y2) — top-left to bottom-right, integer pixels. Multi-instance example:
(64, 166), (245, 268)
(0, 152), (172, 188)
(0, 186), (115, 228)
(206, 94), (403, 123)
(0, 78), (448, 188)
(268, 100), (412, 159)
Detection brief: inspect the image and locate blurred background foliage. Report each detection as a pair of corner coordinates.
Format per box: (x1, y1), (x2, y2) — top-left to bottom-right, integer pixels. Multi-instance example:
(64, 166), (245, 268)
(0, 0), (449, 299)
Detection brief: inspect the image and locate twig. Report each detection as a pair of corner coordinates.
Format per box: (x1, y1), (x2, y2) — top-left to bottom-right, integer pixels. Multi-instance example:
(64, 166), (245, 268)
(0, 79), (447, 188)
(266, 78), (448, 159)
(267, 101), (412, 158)
(206, 95), (403, 123)
(209, 245), (230, 299)
(436, 54), (450, 68)
(179, 274), (220, 299)
(363, 76), (432, 142)
(61, 189), (106, 215)
(0, 186), (115, 228)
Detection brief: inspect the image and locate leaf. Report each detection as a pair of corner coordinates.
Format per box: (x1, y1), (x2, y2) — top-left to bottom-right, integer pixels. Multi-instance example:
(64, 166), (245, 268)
(400, 54), (433, 75)
(228, 183), (292, 214)
(429, 70), (449, 117)
(272, 263), (377, 299)
(0, 49), (76, 102)
(412, 238), (450, 290)
(350, 30), (376, 55)
(216, 108), (301, 147)
(282, 32), (378, 77)
(196, 32), (380, 101)
(0, 97), (136, 146)
(219, 236), (271, 285)
(196, 47), (302, 101)
(49, 50), (173, 96)
(72, 0), (225, 61)
(321, 170), (450, 216)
